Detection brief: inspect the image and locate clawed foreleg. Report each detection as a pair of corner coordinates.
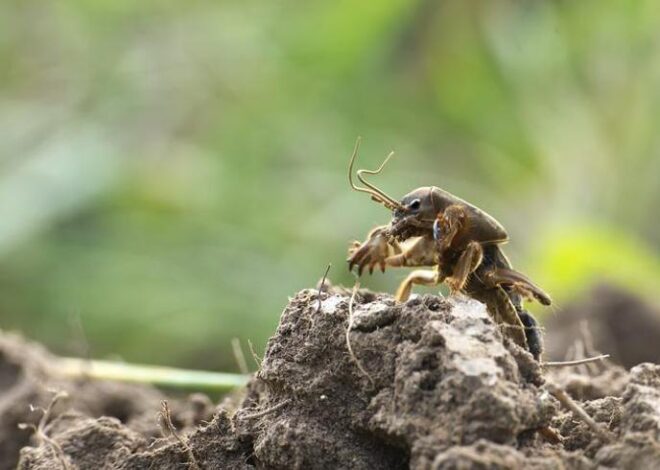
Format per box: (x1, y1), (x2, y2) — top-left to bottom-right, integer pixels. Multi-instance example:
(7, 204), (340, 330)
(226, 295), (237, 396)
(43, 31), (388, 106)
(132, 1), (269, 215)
(348, 229), (437, 276)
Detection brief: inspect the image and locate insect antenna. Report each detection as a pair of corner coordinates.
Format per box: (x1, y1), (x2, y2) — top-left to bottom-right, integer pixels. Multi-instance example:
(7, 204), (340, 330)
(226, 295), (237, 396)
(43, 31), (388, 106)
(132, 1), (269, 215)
(348, 137), (403, 211)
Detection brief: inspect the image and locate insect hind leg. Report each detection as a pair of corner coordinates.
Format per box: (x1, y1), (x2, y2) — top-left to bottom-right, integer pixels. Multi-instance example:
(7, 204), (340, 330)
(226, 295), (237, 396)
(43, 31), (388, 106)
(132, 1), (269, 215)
(483, 267), (552, 306)
(516, 309), (543, 360)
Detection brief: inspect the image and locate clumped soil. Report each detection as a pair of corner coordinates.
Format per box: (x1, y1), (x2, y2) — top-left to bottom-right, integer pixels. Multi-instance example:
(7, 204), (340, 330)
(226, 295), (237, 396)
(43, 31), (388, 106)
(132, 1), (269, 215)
(4, 287), (660, 469)
(0, 332), (215, 469)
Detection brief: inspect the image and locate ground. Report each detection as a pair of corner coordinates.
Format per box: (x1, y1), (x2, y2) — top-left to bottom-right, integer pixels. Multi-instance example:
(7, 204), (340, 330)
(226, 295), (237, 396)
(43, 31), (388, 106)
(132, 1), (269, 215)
(2, 286), (660, 469)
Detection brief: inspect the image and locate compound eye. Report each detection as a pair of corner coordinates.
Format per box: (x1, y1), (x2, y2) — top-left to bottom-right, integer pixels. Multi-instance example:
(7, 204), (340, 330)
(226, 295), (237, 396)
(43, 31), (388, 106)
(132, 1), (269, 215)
(409, 199), (421, 211)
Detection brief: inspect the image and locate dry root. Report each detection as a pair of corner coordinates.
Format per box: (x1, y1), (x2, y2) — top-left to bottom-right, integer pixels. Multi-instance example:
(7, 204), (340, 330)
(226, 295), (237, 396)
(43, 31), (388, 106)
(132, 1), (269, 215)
(158, 400), (201, 470)
(543, 354), (610, 368)
(241, 399), (291, 421)
(544, 381), (614, 443)
(19, 390), (72, 470)
(346, 282), (375, 385)
(247, 338), (262, 369)
(231, 338), (250, 375)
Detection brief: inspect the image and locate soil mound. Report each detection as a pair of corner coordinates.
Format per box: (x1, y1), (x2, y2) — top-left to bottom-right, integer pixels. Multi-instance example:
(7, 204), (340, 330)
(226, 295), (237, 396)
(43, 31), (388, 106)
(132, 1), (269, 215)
(6, 288), (660, 469)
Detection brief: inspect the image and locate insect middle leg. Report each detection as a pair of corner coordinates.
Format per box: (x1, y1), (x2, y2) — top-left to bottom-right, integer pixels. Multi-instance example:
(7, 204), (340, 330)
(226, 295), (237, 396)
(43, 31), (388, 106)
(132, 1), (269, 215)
(395, 268), (442, 303)
(444, 240), (483, 294)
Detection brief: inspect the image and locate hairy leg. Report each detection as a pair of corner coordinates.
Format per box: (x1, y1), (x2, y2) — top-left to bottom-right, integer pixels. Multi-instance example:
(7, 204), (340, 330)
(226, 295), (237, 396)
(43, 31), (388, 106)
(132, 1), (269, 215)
(395, 268), (442, 303)
(444, 240), (483, 294)
(482, 267), (552, 306)
(383, 236), (437, 268)
(348, 225), (400, 275)
(349, 235), (437, 275)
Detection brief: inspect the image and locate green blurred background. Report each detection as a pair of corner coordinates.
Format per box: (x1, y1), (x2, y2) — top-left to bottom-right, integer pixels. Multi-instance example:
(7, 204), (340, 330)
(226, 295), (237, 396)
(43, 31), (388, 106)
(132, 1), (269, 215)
(1, 0), (659, 372)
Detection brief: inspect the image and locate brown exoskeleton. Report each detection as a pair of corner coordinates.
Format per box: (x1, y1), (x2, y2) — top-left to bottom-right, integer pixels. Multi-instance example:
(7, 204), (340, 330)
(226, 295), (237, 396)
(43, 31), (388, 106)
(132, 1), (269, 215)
(346, 138), (551, 359)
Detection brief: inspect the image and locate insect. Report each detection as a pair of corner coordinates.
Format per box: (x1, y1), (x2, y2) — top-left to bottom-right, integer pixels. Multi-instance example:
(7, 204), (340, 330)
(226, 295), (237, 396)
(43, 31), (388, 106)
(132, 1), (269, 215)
(346, 138), (551, 359)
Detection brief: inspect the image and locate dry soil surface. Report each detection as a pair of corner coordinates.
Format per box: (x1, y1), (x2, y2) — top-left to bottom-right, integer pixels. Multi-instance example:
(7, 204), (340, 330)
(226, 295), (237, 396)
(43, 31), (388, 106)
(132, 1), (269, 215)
(3, 287), (660, 469)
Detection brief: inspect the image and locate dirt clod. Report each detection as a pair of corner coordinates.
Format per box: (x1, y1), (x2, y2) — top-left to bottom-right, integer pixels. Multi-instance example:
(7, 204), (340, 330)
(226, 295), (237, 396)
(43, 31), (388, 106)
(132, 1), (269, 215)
(5, 288), (660, 469)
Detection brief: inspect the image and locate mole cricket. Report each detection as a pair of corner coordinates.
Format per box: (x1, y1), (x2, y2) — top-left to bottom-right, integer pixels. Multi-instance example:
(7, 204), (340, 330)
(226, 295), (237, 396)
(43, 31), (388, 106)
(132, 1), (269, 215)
(346, 138), (551, 359)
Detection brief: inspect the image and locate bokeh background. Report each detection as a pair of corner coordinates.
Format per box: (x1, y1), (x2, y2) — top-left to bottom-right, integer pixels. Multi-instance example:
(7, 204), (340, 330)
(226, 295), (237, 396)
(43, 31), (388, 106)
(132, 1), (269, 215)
(1, 0), (659, 371)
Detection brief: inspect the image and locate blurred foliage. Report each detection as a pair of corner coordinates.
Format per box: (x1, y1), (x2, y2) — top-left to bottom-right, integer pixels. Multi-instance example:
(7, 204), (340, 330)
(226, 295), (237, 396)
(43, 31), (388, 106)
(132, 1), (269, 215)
(532, 225), (660, 307)
(0, 0), (658, 371)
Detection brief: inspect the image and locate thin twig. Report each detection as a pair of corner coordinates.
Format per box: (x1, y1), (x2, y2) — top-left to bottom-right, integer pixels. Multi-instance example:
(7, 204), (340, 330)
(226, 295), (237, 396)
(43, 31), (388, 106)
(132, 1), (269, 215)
(346, 282), (374, 385)
(543, 354), (610, 368)
(563, 343), (575, 362)
(159, 400), (201, 470)
(247, 339), (262, 369)
(231, 338), (249, 375)
(544, 381), (613, 443)
(316, 263), (332, 314)
(19, 390), (71, 470)
(579, 320), (605, 374)
(579, 321), (597, 356)
(308, 263), (332, 331)
(573, 338), (590, 375)
(241, 399), (291, 420)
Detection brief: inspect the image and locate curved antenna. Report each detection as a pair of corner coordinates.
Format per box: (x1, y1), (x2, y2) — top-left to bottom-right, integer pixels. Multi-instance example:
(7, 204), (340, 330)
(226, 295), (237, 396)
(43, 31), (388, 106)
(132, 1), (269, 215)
(348, 137), (403, 211)
(356, 152), (399, 207)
